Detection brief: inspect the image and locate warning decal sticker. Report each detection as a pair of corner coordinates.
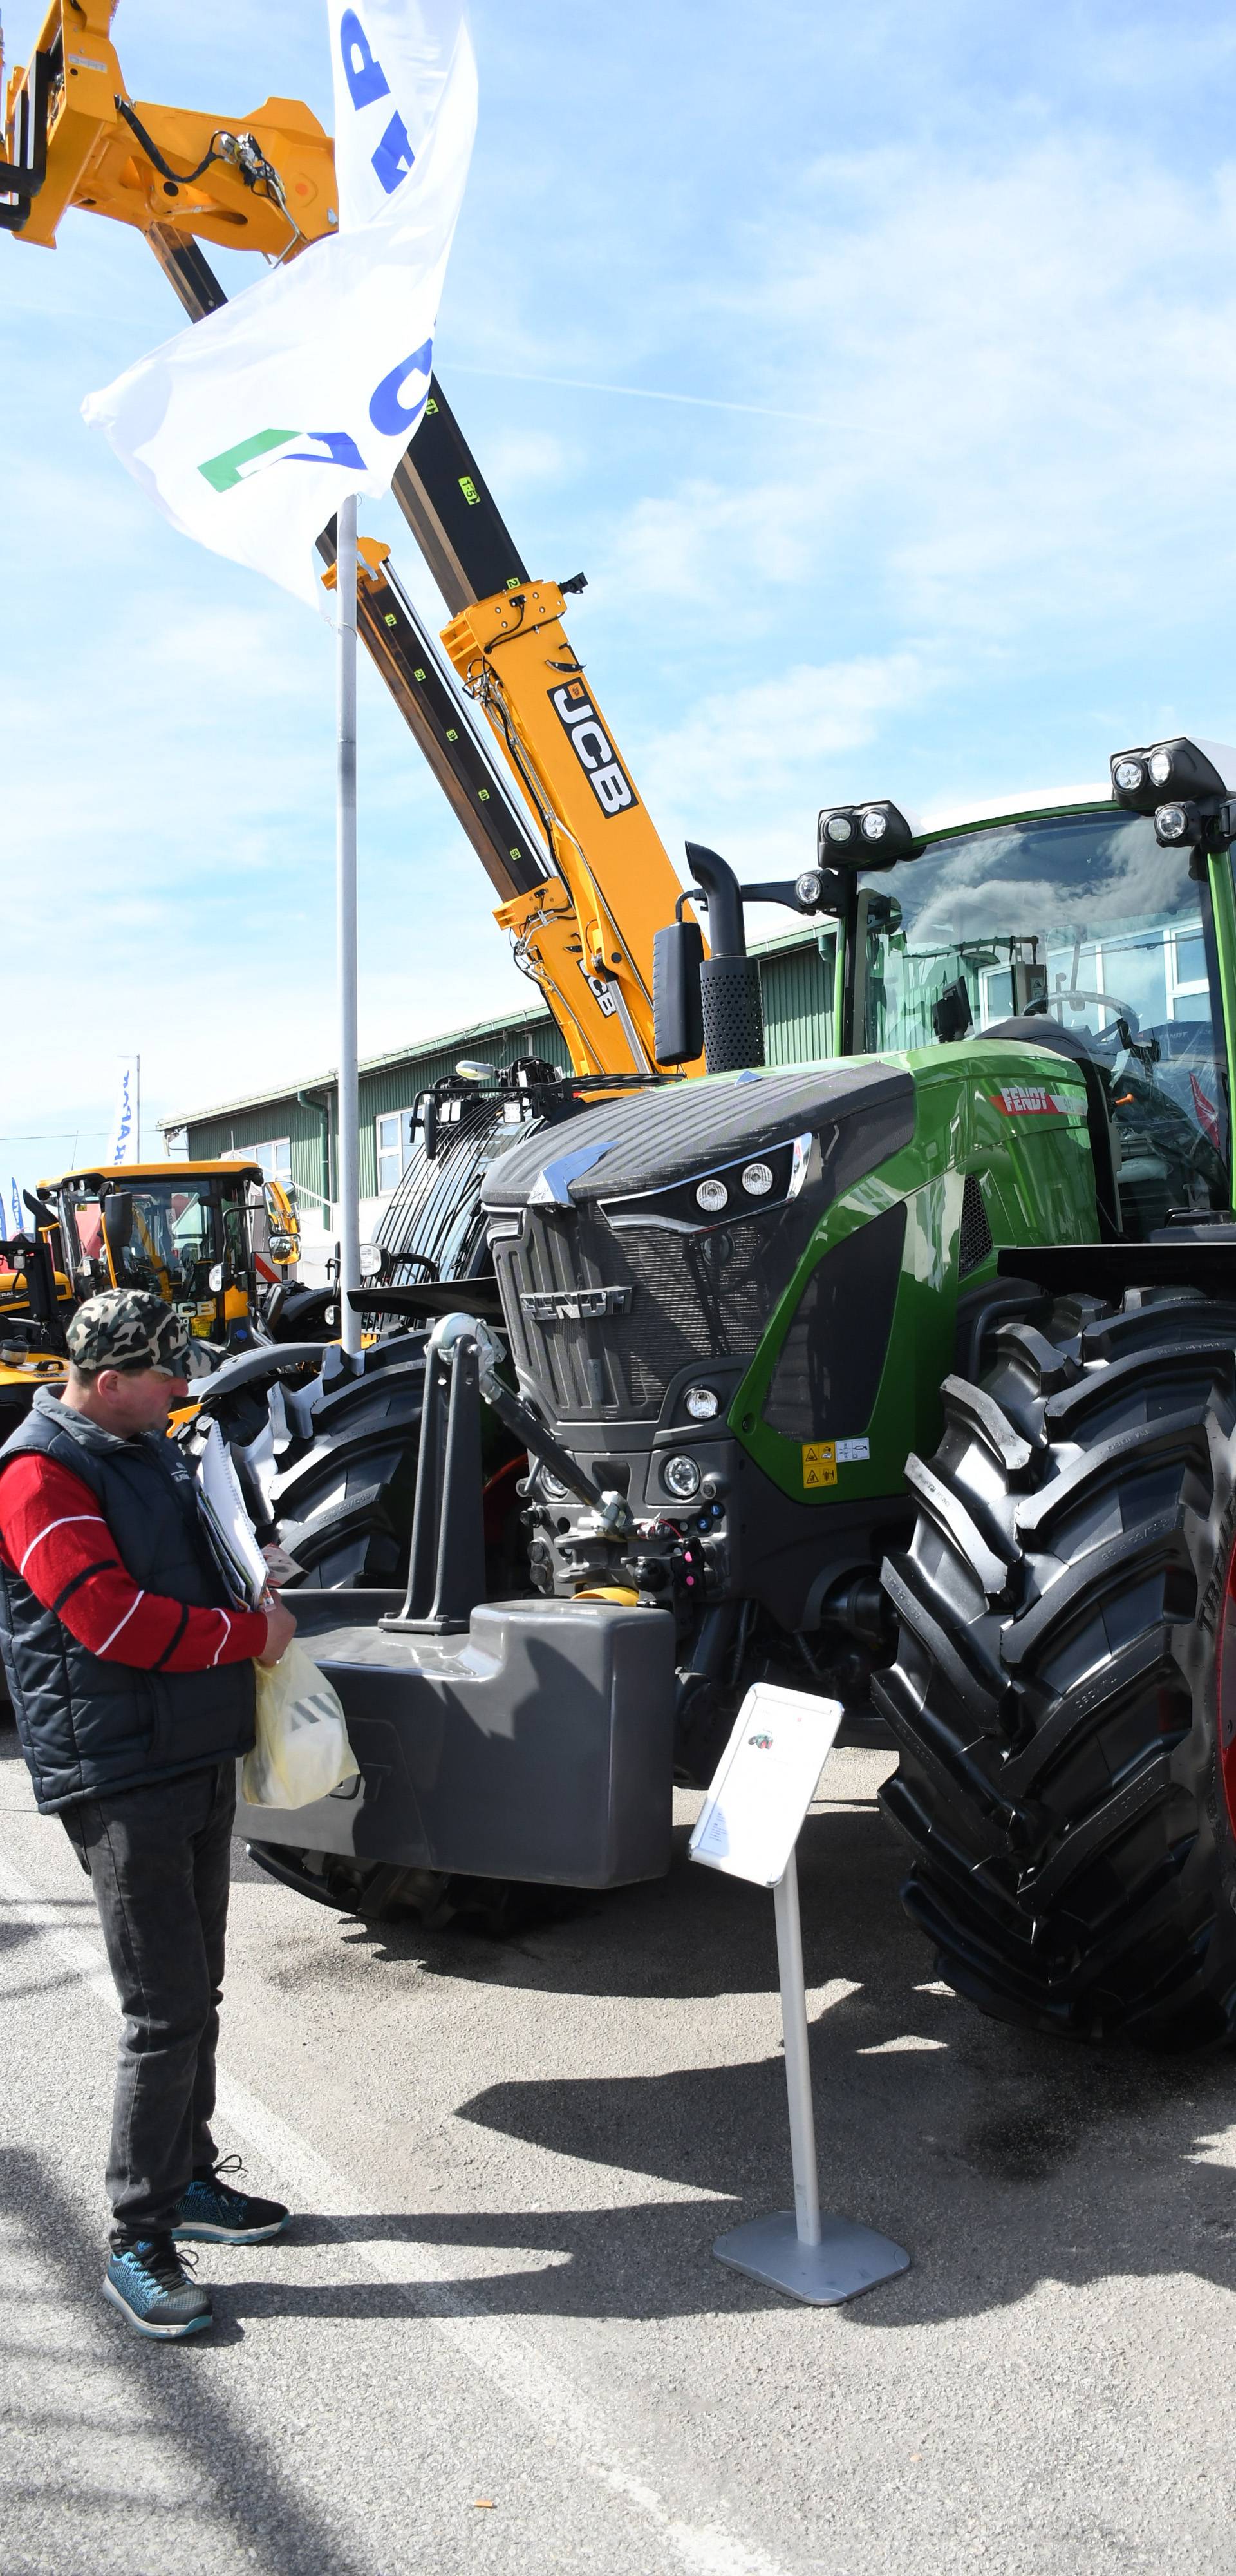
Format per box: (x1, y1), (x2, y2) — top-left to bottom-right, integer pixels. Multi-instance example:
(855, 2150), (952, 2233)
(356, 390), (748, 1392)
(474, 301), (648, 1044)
(801, 1437), (870, 1485)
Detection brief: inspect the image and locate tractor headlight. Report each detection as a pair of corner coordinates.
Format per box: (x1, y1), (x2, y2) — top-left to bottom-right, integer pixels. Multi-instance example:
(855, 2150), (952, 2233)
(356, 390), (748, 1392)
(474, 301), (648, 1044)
(1112, 757), (1145, 795)
(1148, 750), (1174, 788)
(695, 1177), (729, 1215)
(662, 1452), (702, 1501)
(1154, 800), (1200, 846)
(207, 1262), (223, 1292)
(818, 800), (921, 867)
(794, 869), (823, 909)
(684, 1385), (720, 1420)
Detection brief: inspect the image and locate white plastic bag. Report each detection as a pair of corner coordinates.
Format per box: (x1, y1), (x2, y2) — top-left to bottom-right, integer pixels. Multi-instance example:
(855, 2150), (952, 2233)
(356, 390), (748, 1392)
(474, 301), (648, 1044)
(242, 1639), (359, 1810)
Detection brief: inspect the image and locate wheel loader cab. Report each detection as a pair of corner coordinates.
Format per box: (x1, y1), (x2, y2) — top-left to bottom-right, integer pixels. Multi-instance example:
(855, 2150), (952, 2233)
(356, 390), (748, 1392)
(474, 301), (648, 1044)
(45, 1161), (287, 1367)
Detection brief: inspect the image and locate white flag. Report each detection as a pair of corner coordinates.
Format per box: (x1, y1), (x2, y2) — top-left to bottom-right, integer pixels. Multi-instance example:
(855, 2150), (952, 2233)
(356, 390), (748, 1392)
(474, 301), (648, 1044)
(82, 3), (476, 609)
(107, 1063), (138, 1166)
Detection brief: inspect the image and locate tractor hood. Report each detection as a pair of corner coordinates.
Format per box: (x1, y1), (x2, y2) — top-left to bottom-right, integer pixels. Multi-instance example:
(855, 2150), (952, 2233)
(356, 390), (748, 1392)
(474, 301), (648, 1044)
(481, 1062), (915, 1430)
(482, 1063), (914, 1213)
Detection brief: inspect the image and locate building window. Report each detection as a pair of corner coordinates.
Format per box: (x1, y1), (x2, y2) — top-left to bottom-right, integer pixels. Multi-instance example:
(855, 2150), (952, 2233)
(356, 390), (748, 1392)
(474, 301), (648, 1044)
(376, 1110), (417, 1195)
(252, 1139), (292, 1182)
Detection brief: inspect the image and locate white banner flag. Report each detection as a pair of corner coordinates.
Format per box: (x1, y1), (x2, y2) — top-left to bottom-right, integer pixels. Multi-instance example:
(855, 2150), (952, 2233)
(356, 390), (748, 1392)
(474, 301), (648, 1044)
(107, 1061), (138, 1166)
(82, 3), (476, 609)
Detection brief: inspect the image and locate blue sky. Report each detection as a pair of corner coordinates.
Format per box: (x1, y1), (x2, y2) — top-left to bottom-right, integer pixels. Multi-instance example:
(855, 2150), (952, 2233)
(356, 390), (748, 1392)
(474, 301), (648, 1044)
(5, 0), (1236, 1193)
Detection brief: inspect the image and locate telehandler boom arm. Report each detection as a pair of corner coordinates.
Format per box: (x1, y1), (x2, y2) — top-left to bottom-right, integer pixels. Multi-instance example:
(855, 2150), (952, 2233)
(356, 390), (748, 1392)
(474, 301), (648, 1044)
(3, 3), (702, 1080)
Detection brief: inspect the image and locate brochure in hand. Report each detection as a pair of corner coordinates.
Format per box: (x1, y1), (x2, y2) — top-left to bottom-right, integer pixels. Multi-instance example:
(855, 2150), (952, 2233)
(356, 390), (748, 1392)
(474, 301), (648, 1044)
(196, 1421), (272, 1612)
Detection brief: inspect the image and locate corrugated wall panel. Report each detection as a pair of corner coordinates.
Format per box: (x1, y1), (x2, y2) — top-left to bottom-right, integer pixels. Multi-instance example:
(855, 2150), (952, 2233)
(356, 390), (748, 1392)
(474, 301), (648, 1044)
(182, 1092), (332, 1216)
(758, 933), (836, 1067)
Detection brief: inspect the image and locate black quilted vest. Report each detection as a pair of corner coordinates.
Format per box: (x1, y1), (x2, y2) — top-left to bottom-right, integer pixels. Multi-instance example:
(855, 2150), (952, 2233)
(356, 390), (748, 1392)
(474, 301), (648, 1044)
(0, 1399), (256, 1813)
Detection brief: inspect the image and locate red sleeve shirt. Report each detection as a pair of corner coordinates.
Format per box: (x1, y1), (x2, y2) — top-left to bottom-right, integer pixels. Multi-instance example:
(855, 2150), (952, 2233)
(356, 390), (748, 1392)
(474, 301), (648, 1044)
(0, 1452), (268, 1672)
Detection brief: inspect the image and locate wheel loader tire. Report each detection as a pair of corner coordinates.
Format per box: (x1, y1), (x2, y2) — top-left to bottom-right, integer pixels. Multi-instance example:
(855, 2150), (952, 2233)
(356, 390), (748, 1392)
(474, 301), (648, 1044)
(874, 1287), (1236, 2049)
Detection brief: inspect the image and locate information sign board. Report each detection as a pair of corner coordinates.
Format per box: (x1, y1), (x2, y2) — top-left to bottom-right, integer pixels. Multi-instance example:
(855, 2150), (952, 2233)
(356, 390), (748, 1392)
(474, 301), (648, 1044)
(689, 1682), (844, 1888)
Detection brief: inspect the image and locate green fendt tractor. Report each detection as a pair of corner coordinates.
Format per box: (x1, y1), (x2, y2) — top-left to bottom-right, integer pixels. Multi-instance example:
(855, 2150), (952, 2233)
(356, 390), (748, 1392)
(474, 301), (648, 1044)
(238, 737), (1236, 2049)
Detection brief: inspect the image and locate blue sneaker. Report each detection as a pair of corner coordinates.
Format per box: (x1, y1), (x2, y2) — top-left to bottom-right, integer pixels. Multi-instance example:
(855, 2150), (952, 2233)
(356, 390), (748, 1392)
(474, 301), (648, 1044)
(103, 2237), (212, 2340)
(171, 2155), (291, 2245)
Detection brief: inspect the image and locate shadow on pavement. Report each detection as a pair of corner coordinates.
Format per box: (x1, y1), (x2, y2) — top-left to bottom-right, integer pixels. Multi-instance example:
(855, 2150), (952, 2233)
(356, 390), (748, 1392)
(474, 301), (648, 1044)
(209, 2009), (1236, 2331)
(221, 1801), (1236, 2334)
(0, 2145), (373, 2576)
(227, 1775), (1236, 2331)
(321, 1799), (900, 2001)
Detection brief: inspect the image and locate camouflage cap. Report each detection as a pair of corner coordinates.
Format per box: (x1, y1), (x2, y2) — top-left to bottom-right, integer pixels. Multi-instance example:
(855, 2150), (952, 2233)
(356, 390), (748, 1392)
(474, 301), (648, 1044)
(67, 1289), (191, 1376)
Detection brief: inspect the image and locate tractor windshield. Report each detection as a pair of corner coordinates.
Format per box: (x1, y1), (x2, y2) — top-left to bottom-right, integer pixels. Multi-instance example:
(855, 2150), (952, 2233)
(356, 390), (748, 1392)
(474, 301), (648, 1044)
(859, 806), (1228, 1230)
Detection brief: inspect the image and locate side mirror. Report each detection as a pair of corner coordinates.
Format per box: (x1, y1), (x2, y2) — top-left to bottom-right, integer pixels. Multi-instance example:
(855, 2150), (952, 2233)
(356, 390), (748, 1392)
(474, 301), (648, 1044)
(102, 1193), (133, 1258)
(653, 920), (705, 1066)
(263, 1181), (299, 1265)
(932, 978), (973, 1043)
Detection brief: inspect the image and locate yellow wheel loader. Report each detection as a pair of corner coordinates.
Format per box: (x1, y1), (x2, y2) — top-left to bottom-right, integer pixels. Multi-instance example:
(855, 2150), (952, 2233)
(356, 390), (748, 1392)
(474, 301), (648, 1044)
(0, 1160), (301, 1436)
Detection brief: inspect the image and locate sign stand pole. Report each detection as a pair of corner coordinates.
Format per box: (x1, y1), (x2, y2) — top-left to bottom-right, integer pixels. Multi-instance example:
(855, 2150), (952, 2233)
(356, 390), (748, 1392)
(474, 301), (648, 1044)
(713, 1840), (910, 2306)
(335, 490), (362, 1360)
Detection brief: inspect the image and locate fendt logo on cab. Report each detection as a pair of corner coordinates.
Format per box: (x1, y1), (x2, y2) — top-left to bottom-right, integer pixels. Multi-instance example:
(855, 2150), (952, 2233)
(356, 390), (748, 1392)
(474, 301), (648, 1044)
(549, 681), (638, 818)
(991, 1084), (1067, 1118)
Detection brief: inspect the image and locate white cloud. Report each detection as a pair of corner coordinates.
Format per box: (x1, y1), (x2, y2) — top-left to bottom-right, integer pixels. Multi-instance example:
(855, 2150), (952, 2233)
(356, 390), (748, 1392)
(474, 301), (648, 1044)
(638, 650), (931, 819)
(584, 131), (1236, 657)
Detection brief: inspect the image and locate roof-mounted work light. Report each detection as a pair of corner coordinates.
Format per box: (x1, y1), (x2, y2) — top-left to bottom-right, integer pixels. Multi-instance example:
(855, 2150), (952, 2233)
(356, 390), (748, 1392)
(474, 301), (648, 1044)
(1154, 801), (1203, 848)
(816, 800), (922, 870)
(1110, 735), (1236, 854)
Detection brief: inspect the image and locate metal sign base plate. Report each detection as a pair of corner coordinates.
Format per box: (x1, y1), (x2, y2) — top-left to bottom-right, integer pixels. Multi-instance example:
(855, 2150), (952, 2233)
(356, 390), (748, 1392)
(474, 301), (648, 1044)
(714, 2209), (910, 2307)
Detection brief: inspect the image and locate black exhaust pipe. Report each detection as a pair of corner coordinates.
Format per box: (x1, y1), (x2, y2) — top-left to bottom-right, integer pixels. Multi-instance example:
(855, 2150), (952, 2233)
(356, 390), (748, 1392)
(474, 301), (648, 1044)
(682, 844), (765, 1075)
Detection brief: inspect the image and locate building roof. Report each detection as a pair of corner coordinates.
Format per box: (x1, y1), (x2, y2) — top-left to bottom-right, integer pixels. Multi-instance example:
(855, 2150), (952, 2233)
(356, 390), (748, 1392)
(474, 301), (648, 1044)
(157, 999), (559, 1134)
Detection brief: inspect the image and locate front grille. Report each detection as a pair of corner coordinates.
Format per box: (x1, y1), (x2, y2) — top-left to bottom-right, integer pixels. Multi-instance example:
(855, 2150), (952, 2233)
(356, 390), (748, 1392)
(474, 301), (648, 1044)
(498, 1197), (814, 1421)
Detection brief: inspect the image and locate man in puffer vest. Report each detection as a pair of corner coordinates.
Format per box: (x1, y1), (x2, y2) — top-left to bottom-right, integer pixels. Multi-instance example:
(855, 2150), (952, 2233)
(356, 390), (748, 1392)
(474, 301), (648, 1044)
(0, 1289), (299, 2341)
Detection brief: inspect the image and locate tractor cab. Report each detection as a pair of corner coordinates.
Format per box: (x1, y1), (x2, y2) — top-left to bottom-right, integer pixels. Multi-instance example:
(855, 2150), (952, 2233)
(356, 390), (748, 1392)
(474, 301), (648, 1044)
(42, 1161), (299, 1368)
(842, 794), (1229, 1239)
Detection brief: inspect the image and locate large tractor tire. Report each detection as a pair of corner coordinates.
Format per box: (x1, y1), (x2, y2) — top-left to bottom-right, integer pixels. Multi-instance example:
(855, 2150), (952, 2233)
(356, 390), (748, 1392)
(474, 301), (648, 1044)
(197, 1336), (427, 1590)
(262, 1340), (426, 1588)
(875, 1286), (1236, 2049)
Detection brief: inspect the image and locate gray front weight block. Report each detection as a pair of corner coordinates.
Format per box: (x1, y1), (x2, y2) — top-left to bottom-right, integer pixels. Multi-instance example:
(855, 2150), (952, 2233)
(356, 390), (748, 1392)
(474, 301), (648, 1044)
(237, 1595), (677, 1888)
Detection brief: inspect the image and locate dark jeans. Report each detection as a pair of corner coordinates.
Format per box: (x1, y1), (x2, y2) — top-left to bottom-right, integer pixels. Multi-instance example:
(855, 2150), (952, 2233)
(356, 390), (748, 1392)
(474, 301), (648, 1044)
(62, 1764), (234, 2245)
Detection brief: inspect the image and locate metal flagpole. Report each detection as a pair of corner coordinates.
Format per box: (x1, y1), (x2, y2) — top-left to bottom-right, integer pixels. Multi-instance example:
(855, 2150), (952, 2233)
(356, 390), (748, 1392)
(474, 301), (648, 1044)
(335, 493), (362, 1358)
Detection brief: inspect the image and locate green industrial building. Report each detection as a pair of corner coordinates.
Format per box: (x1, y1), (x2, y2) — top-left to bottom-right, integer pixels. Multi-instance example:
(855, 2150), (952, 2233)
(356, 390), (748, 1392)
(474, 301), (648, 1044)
(159, 925), (836, 1217)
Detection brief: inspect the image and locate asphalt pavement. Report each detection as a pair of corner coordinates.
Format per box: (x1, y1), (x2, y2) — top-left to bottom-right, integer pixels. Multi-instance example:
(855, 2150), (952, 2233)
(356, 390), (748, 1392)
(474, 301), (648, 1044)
(3, 1719), (1235, 2576)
